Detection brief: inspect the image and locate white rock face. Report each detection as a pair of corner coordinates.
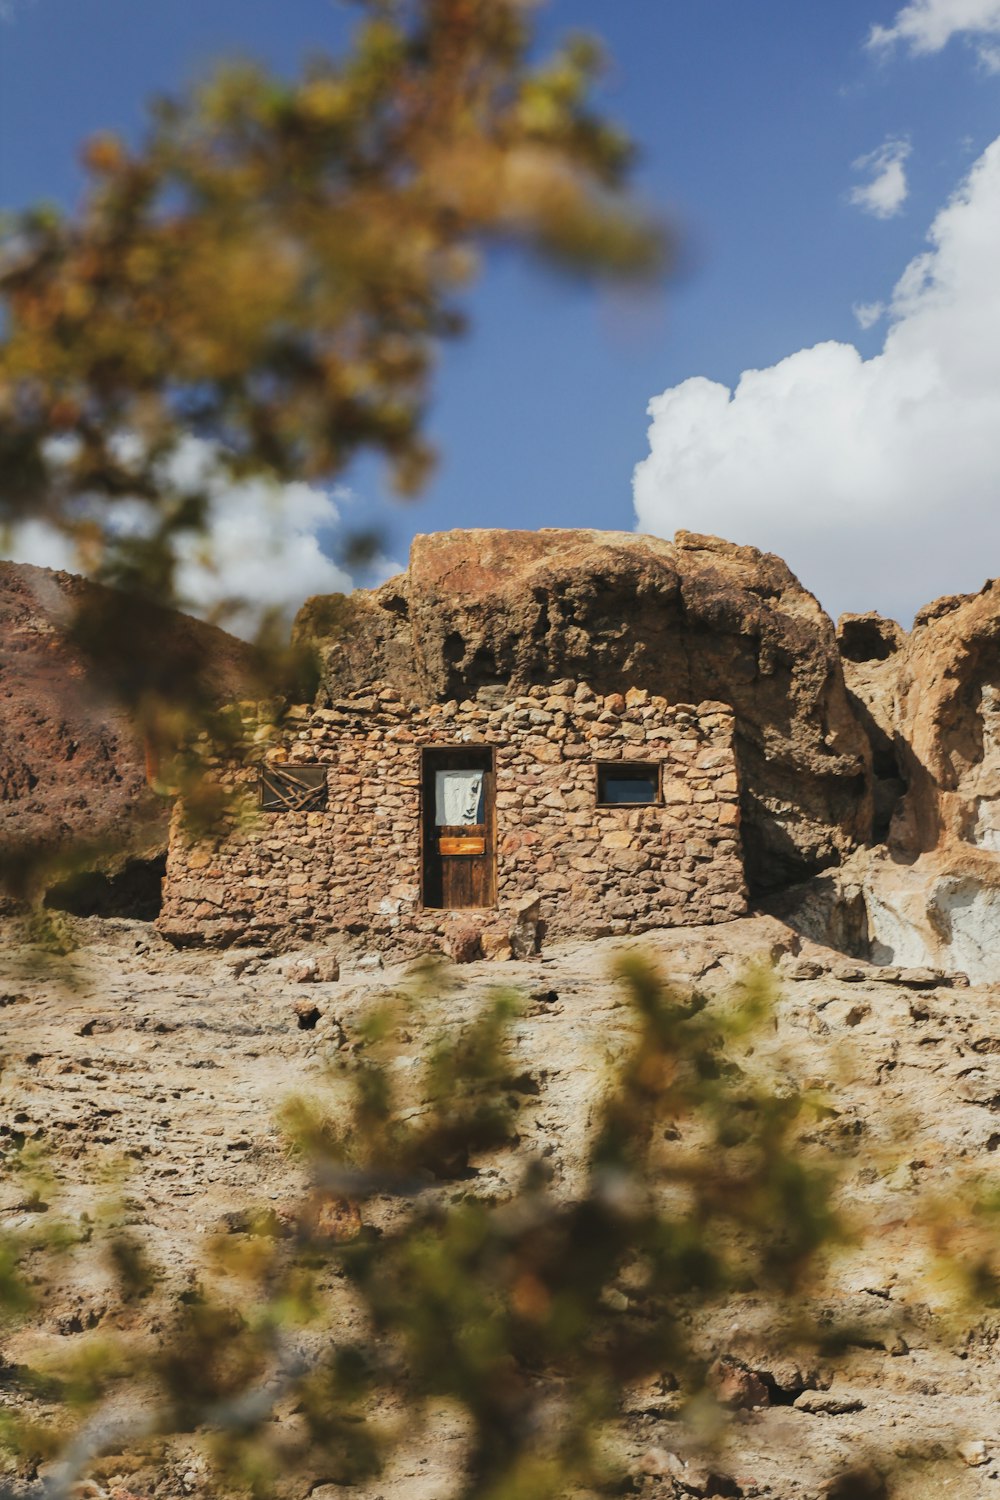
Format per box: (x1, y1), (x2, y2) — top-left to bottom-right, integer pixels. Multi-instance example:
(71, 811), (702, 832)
(862, 852), (1000, 984)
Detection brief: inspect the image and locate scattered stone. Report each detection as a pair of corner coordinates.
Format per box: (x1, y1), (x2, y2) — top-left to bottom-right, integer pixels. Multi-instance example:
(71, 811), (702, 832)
(780, 956), (826, 981)
(794, 1390), (866, 1415)
(956, 1439), (989, 1467)
(896, 968), (945, 989)
(314, 953), (341, 982)
(832, 962), (869, 983)
(480, 927), (512, 962)
(446, 923), (482, 964)
(709, 1355), (771, 1409)
(78, 1017), (117, 1036)
(288, 958), (318, 983)
(637, 1447), (682, 1478)
(304, 1193), (362, 1243)
(293, 999), (322, 1031)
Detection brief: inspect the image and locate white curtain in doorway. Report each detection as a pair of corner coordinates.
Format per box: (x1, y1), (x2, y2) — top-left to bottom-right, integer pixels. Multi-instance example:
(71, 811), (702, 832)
(435, 769), (484, 825)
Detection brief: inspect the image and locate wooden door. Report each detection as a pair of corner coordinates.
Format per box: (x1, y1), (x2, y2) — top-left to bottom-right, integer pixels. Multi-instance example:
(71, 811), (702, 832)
(421, 747), (496, 910)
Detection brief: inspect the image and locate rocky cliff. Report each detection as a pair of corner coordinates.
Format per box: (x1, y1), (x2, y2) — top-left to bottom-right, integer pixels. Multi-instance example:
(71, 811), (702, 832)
(829, 583), (1000, 981)
(0, 561), (253, 909)
(295, 528), (873, 894)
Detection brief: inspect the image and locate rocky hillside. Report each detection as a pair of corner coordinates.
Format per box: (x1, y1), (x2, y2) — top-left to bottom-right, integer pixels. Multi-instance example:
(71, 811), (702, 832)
(0, 562), (254, 908)
(1, 911), (997, 1499)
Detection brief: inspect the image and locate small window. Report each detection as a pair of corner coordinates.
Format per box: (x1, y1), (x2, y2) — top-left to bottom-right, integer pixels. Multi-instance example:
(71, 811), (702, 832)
(596, 762), (660, 806)
(259, 763), (327, 812)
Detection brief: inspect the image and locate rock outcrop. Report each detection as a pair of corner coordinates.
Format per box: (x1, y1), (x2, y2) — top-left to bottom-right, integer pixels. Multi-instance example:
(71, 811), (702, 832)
(0, 562), (253, 907)
(893, 583), (1000, 859)
(295, 529), (873, 893)
(825, 586), (1000, 981)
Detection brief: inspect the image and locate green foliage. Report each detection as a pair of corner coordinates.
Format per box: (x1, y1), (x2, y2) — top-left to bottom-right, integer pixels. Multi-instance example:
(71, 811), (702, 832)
(0, 0), (666, 618)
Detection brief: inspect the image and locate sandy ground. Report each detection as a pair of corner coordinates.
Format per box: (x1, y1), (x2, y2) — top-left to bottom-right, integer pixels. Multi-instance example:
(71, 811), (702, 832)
(1, 912), (999, 1499)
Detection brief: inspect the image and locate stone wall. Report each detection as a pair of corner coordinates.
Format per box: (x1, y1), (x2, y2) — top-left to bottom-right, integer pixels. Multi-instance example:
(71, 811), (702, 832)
(158, 681), (747, 957)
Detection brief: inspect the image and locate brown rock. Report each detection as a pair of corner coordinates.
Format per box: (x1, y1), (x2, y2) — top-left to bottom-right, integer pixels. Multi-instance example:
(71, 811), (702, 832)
(510, 893), (542, 959)
(480, 926), (512, 961)
(293, 999), (322, 1030)
(445, 921), (482, 964)
(709, 1355), (771, 1409)
(304, 1192), (362, 1243)
(0, 561), (253, 912)
(314, 953), (341, 983)
(288, 958), (318, 983)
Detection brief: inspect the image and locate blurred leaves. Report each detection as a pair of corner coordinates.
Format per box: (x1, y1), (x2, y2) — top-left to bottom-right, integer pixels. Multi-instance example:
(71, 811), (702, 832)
(0, 0), (669, 912)
(0, 0), (667, 615)
(4, 956), (999, 1497)
(0, 959), (856, 1499)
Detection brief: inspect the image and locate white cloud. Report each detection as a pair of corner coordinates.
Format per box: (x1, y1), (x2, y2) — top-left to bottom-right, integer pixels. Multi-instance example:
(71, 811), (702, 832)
(868, 0), (1000, 67)
(849, 137), (912, 218)
(632, 137), (1000, 626)
(853, 299), (886, 329)
(1, 518), (78, 572)
(173, 480), (356, 640)
(1, 438), (393, 639)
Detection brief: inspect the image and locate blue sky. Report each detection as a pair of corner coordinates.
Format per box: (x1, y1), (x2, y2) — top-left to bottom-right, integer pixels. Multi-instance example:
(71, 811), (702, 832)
(2, 0), (999, 627)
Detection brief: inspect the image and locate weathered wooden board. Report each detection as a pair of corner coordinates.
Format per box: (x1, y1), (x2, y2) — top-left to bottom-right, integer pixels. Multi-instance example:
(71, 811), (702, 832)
(439, 836), (485, 856)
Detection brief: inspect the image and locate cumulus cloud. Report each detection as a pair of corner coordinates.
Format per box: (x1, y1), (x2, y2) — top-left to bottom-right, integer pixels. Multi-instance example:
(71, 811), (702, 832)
(868, 0), (1000, 67)
(849, 137), (912, 218)
(1, 438), (397, 639)
(632, 137), (1000, 625)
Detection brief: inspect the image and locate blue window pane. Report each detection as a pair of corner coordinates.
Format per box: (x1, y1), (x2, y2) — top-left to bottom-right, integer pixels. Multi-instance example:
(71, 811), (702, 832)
(601, 774), (657, 804)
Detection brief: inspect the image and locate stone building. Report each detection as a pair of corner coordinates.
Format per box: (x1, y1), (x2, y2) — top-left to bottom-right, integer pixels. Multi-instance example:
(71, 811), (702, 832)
(158, 678), (747, 959)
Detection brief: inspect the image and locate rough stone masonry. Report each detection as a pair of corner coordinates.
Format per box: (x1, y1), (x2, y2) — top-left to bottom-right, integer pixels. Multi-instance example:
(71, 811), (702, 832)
(158, 679), (747, 959)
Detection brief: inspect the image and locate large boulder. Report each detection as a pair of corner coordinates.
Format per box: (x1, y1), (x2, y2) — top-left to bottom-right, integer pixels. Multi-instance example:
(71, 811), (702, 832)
(295, 528), (872, 892)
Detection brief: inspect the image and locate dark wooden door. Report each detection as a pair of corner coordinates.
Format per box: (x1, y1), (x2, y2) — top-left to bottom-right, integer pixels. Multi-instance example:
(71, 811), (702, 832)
(421, 747), (496, 910)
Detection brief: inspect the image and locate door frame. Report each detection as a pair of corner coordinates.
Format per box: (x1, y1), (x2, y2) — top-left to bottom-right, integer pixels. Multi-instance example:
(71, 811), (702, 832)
(419, 744), (498, 911)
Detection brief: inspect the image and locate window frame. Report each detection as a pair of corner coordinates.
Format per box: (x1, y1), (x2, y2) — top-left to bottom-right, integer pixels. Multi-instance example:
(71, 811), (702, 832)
(258, 762), (328, 813)
(594, 759), (662, 809)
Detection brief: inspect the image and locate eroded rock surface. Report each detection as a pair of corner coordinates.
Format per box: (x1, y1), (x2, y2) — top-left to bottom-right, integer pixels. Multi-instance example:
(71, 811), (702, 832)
(834, 586), (1000, 981)
(295, 529), (872, 893)
(2, 914), (998, 1499)
(0, 562), (253, 907)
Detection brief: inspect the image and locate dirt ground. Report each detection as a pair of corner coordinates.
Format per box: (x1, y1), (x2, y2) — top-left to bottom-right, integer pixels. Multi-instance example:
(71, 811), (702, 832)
(1, 912), (999, 1499)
